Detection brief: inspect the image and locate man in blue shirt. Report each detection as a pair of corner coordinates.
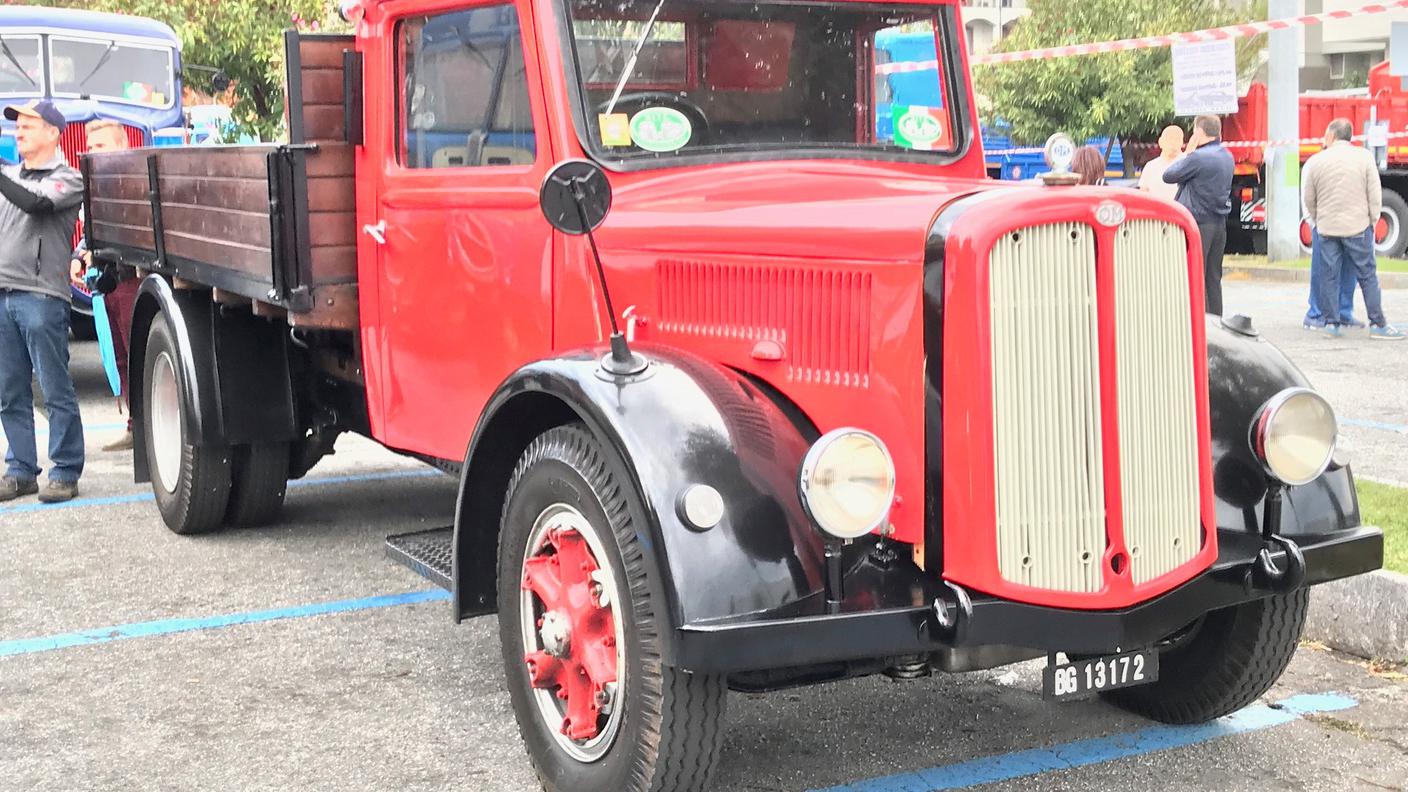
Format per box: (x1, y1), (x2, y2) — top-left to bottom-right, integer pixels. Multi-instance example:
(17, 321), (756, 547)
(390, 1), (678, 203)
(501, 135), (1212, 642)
(1164, 115), (1236, 316)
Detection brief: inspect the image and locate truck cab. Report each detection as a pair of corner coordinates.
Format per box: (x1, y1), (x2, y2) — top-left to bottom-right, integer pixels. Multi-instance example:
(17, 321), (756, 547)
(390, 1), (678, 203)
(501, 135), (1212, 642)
(83, 1), (1382, 790)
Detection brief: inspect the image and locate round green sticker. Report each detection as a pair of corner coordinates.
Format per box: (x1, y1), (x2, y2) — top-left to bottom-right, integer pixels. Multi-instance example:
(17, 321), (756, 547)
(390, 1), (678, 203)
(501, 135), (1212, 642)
(629, 107), (692, 152)
(896, 108), (943, 147)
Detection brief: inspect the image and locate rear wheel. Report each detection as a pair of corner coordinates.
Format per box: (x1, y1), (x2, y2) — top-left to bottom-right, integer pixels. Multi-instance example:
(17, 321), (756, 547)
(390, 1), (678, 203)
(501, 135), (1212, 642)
(143, 318), (232, 535)
(1102, 590), (1308, 723)
(1376, 189), (1408, 259)
(497, 424), (726, 792)
(224, 442), (290, 527)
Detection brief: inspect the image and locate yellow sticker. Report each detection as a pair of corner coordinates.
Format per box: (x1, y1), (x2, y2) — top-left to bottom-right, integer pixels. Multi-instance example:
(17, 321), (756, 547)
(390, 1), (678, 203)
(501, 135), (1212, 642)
(151, 91), (166, 106)
(598, 113), (631, 147)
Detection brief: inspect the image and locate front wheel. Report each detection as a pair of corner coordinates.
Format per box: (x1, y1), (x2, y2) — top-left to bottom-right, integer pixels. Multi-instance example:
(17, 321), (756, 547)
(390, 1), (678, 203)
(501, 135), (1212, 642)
(1102, 590), (1308, 724)
(497, 424), (726, 792)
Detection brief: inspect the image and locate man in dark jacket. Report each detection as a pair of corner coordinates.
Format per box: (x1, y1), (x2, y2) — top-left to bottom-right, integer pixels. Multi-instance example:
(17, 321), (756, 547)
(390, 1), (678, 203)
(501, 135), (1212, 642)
(1163, 114), (1235, 316)
(0, 100), (85, 503)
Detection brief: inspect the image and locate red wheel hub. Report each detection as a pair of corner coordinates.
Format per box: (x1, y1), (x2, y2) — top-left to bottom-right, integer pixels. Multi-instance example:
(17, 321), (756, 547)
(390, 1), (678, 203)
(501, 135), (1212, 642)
(522, 526), (619, 741)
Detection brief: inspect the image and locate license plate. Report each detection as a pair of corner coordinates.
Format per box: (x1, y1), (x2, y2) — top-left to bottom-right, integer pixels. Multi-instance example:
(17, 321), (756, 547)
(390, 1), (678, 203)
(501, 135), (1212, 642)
(1042, 650), (1158, 701)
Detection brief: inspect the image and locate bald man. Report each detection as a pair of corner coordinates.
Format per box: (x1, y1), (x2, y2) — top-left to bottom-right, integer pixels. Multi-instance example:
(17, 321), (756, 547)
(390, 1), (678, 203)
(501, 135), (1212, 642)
(1138, 125), (1184, 202)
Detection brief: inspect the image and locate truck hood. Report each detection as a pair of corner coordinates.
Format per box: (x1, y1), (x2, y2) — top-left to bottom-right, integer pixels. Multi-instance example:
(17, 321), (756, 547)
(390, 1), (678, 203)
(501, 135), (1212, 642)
(597, 160), (1005, 263)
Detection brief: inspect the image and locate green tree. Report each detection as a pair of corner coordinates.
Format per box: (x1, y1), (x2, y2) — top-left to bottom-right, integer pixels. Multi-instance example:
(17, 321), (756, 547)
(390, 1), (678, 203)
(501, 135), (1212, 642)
(38, 0), (341, 139)
(975, 0), (1264, 146)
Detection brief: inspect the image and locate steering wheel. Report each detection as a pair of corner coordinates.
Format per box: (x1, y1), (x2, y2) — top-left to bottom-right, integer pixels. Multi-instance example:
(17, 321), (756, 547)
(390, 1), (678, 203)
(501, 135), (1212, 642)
(596, 92), (711, 147)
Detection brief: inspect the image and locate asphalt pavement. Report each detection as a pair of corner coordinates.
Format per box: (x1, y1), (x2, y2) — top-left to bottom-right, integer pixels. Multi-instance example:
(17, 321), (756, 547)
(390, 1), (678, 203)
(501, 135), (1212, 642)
(2, 280), (1406, 792)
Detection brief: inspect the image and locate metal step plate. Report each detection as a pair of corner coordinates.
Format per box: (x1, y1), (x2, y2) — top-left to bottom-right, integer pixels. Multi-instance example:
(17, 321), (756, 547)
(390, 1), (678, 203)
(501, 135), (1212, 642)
(386, 527), (453, 591)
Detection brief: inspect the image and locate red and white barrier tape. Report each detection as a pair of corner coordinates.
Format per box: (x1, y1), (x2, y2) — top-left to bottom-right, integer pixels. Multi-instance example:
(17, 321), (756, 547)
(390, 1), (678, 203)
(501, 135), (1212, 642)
(985, 131), (1408, 158)
(876, 0), (1408, 74)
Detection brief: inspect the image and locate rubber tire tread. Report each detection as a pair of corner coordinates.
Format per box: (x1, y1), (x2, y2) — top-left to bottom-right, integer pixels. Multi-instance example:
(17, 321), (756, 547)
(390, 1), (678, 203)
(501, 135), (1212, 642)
(143, 319), (232, 535)
(224, 442), (290, 527)
(497, 423), (726, 792)
(1379, 189), (1408, 259)
(1103, 589), (1308, 724)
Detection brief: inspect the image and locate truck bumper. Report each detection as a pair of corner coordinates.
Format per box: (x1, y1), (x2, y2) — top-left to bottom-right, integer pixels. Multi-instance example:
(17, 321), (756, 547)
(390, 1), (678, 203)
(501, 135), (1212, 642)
(673, 526), (1382, 674)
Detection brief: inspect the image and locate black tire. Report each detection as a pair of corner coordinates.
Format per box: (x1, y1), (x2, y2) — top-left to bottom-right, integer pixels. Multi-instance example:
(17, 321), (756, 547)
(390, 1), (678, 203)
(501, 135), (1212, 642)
(1377, 189), (1408, 259)
(142, 318), (232, 535)
(1103, 590), (1308, 724)
(224, 442), (290, 527)
(497, 424), (726, 792)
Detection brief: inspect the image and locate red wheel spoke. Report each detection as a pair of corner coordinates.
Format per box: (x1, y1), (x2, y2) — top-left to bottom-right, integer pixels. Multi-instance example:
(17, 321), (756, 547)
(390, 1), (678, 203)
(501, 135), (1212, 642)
(522, 555), (564, 609)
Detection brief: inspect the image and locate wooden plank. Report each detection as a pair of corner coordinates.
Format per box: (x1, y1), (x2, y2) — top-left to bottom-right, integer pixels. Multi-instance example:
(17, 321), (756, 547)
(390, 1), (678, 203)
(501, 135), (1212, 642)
(290, 283), (358, 330)
(89, 222), (156, 251)
(306, 176), (355, 213)
(305, 144), (353, 177)
(307, 212), (355, 249)
(298, 40), (349, 69)
(90, 174), (151, 200)
(213, 288), (251, 306)
(172, 277), (206, 290)
(164, 232), (272, 280)
(309, 244), (358, 283)
(253, 300), (288, 320)
(160, 175), (269, 215)
(86, 150), (149, 176)
(157, 149), (271, 178)
(301, 104), (346, 142)
(301, 69), (344, 105)
(162, 204), (273, 249)
(90, 199), (153, 229)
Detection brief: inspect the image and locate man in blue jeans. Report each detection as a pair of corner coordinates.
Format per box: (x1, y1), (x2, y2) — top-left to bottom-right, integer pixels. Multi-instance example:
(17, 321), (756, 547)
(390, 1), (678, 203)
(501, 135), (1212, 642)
(1304, 227), (1361, 329)
(1303, 118), (1405, 340)
(0, 100), (86, 502)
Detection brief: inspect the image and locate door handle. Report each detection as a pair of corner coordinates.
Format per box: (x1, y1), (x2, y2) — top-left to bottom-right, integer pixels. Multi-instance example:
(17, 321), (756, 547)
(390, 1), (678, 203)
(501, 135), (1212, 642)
(362, 220), (387, 245)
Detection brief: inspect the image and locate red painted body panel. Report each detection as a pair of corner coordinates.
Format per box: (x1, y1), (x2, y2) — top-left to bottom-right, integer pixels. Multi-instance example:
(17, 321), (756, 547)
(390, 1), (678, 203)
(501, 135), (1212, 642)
(940, 188), (1217, 609)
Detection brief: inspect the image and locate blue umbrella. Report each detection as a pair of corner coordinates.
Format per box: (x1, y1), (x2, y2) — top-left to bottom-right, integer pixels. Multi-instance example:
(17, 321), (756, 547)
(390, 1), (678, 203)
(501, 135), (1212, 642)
(86, 268), (121, 397)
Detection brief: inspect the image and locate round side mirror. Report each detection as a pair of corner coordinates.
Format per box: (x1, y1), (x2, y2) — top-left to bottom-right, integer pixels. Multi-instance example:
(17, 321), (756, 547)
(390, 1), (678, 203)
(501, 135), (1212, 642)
(211, 71), (231, 93)
(540, 159), (612, 235)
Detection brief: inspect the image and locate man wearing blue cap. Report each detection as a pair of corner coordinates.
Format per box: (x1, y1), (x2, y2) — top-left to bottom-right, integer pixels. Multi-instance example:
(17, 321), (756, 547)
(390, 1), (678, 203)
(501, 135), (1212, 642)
(0, 99), (86, 503)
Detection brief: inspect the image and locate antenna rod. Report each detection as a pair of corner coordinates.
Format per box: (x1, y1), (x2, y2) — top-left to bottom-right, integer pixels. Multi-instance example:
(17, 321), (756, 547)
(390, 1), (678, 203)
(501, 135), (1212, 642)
(570, 178), (622, 338)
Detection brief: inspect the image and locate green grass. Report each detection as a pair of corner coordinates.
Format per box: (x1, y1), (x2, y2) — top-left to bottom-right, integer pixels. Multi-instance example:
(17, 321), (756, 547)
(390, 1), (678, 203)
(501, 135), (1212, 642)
(1357, 480), (1408, 574)
(1226, 255), (1408, 274)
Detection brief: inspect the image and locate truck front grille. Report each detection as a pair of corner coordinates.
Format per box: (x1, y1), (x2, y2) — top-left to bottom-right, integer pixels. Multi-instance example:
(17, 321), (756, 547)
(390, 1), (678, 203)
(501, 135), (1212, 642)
(1114, 220), (1202, 584)
(989, 223), (1107, 593)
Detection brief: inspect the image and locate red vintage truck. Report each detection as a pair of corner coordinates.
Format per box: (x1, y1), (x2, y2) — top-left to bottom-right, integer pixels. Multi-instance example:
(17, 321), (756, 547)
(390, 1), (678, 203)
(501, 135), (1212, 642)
(1227, 61), (1408, 256)
(83, 0), (1382, 789)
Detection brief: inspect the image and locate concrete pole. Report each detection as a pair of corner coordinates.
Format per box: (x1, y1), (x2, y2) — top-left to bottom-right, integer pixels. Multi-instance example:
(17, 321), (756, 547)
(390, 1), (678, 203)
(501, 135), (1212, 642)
(1266, 0), (1302, 262)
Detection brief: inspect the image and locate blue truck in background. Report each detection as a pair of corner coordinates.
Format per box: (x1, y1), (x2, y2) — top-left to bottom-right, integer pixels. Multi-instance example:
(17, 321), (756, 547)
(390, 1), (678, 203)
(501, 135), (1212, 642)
(874, 29), (1124, 181)
(0, 6), (183, 337)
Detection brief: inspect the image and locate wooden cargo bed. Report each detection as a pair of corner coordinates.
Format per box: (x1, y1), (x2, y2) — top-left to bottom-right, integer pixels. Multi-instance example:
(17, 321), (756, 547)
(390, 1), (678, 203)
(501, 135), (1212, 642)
(82, 32), (359, 331)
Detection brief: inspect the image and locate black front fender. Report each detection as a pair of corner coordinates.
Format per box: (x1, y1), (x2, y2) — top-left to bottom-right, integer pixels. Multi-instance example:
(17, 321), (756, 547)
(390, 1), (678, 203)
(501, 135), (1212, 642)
(1207, 317), (1360, 539)
(452, 346), (827, 663)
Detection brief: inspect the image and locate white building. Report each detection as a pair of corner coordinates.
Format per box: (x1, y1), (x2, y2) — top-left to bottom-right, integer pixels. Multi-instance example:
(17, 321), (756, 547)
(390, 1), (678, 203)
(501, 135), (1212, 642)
(961, 0), (1029, 56)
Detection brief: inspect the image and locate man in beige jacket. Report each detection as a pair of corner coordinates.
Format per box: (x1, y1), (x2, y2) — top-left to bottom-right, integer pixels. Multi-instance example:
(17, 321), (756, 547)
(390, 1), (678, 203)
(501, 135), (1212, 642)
(1303, 118), (1404, 339)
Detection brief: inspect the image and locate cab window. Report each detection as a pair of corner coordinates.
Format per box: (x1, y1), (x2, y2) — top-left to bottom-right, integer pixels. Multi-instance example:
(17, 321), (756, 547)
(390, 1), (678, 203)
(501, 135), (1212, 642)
(397, 3), (536, 169)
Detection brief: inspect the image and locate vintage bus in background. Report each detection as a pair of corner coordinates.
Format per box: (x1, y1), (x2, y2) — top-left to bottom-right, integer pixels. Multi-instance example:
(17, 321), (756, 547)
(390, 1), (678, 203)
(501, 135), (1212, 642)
(0, 5), (182, 337)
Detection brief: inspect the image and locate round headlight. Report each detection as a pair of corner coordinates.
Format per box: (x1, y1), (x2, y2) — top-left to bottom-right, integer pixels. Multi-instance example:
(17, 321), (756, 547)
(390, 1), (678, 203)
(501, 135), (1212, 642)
(799, 429), (896, 540)
(1250, 388), (1338, 487)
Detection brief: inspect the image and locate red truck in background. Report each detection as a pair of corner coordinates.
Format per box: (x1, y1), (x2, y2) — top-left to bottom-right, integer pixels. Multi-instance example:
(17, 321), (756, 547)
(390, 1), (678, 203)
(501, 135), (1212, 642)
(1227, 61), (1408, 256)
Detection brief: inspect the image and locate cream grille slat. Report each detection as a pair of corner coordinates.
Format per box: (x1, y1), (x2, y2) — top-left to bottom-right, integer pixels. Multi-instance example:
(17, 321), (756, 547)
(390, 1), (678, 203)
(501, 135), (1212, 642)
(1115, 221), (1202, 584)
(990, 224), (1106, 593)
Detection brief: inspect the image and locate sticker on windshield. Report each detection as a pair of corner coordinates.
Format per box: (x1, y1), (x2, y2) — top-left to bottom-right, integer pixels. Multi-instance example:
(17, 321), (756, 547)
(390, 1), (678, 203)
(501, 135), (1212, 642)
(629, 107), (692, 152)
(893, 105), (951, 151)
(598, 113), (632, 147)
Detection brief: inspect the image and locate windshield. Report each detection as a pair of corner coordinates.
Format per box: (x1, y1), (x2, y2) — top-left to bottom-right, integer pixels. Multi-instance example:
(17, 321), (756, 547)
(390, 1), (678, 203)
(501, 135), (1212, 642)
(49, 36), (175, 107)
(0, 35), (42, 96)
(564, 0), (964, 164)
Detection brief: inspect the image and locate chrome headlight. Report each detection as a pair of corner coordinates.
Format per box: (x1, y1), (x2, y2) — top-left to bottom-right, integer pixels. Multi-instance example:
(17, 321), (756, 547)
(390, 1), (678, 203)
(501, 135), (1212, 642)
(1250, 388), (1338, 486)
(799, 429), (896, 540)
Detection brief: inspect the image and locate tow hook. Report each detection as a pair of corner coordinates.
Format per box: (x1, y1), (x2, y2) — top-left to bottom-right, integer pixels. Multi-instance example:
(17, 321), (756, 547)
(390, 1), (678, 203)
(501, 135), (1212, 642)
(1246, 483), (1306, 593)
(929, 580), (973, 644)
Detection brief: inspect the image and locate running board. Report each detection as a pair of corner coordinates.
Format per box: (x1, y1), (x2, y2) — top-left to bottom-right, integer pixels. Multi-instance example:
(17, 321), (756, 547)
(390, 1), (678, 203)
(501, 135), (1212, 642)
(386, 527), (453, 591)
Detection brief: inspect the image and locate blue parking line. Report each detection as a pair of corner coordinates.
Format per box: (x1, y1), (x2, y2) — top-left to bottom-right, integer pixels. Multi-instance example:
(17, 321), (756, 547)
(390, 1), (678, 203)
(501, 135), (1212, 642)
(0, 468), (443, 516)
(1341, 417), (1408, 434)
(0, 589), (451, 658)
(812, 693), (1357, 792)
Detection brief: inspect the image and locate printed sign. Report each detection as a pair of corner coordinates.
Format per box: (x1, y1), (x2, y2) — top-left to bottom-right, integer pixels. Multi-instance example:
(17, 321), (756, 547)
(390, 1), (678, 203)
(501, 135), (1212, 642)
(1171, 39), (1238, 116)
(598, 113), (631, 147)
(892, 105), (951, 151)
(628, 107), (693, 152)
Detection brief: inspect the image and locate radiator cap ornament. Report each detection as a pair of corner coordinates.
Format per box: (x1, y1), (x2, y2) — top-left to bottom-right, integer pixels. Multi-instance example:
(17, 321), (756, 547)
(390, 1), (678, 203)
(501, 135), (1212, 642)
(1040, 133), (1080, 186)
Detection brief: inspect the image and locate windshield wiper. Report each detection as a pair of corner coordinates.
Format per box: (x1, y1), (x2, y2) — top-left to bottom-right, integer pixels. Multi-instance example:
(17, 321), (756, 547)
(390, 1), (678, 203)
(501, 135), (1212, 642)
(74, 41), (117, 93)
(0, 39), (36, 88)
(604, 0), (668, 116)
